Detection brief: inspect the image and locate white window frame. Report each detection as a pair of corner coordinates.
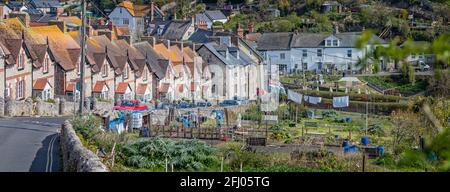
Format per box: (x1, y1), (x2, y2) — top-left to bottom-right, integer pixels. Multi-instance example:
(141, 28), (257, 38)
(18, 51), (24, 69)
(347, 50), (352, 58)
(102, 64), (108, 77)
(280, 53), (285, 60)
(17, 80), (24, 99)
(302, 50), (307, 57)
(317, 49), (322, 57)
(333, 39), (338, 46)
(123, 18), (129, 25)
(124, 65), (129, 79)
(43, 57), (49, 73)
(143, 69), (147, 81)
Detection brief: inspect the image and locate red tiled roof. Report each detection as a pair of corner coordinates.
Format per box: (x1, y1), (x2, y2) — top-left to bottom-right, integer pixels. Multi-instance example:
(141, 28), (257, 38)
(136, 83), (148, 94)
(66, 83), (74, 92)
(33, 78), (49, 90)
(190, 82), (196, 91)
(177, 84), (184, 93)
(159, 83), (170, 93)
(116, 82), (130, 94)
(93, 81), (107, 93)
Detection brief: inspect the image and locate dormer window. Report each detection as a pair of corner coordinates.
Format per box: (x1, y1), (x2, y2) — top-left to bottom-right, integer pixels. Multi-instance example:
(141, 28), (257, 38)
(102, 63), (108, 77)
(325, 37), (339, 47)
(18, 51), (25, 70)
(124, 65), (129, 79)
(43, 57), (49, 73)
(143, 69), (147, 81)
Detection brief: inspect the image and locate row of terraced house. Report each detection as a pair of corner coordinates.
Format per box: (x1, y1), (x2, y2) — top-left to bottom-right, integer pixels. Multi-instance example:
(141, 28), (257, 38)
(0, 11), (267, 104)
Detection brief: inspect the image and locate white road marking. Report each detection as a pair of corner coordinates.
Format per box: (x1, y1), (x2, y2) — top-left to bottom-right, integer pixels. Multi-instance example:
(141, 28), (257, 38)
(46, 134), (57, 172)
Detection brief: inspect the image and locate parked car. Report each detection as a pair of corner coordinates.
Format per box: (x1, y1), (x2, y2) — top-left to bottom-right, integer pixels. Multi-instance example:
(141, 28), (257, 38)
(177, 102), (194, 109)
(157, 102), (174, 109)
(196, 101), (212, 107)
(415, 61), (430, 71)
(113, 100), (148, 111)
(219, 100), (239, 107)
(233, 96), (248, 105)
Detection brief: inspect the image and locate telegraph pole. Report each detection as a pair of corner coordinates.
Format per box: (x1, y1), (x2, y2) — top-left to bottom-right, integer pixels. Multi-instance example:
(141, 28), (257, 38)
(78, 0), (87, 114)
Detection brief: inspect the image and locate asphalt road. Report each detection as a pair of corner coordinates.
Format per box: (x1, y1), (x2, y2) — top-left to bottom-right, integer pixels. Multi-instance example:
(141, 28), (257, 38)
(0, 117), (65, 172)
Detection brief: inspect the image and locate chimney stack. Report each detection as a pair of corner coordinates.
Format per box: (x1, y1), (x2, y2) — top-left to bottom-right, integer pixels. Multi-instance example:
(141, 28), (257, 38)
(108, 20), (113, 30)
(333, 24), (339, 34)
(198, 21), (208, 30)
(167, 40), (170, 49)
(236, 23), (244, 38)
(248, 22), (254, 33)
(99, 18), (105, 27)
(9, 12), (30, 27)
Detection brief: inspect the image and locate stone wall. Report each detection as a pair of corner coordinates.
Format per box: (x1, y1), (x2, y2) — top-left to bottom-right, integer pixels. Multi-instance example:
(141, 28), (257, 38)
(0, 97), (4, 117)
(93, 99), (113, 111)
(62, 100), (77, 115)
(35, 98), (59, 117)
(1, 97), (113, 117)
(60, 120), (109, 172)
(5, 98), (34, 117)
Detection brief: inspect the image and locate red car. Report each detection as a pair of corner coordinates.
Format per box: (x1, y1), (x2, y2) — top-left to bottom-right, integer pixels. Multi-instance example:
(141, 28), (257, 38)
(113, 100), (148, 111)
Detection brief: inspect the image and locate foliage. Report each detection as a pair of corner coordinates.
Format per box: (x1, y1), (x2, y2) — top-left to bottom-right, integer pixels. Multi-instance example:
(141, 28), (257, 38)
(269, 123), (294, 143)
(321, 110), (339, 118)
(390, 110), (426, 154)
(71, 115), (102, 141)
(120, 138), (219, 171)
(241, 104), (262, 121)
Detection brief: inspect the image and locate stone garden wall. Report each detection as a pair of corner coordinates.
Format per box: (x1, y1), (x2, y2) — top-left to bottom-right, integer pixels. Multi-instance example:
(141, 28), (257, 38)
(60, 120), (109, 172)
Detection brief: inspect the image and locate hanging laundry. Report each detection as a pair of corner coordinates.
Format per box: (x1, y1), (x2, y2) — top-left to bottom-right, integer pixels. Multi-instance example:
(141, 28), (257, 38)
(288, 90), (303, 104)
(333, 96), (350, 108)
(309, 96), (322, 104)
(304, 95), (309, 101)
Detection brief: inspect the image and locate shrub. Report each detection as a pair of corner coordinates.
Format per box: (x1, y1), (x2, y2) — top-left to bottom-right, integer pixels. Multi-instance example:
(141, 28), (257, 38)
(120, 138), (219, 171)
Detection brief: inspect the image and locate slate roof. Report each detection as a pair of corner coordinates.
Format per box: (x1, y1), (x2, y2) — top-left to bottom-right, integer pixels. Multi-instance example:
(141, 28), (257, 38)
(6, 1), (25, 10)
(160, 20), (192, 40)
(290, 32), (387, 48)
(201, 42), (253, 66)
(195, 13), (212, 23)
(257, 32), (293, 50)
(28, 0), (60, 8)
(133, 41), (167, 80)
(188, 28), (214, 44)
(204, 10), (227, 21)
